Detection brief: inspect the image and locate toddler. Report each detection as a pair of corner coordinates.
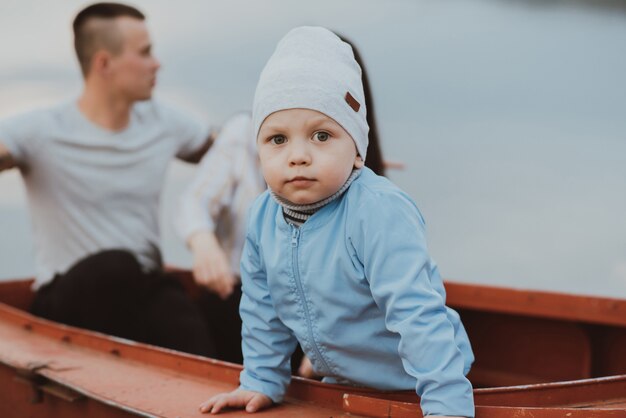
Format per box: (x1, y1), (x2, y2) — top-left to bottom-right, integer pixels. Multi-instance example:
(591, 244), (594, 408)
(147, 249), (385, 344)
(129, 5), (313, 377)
(200, 26), (474, 417)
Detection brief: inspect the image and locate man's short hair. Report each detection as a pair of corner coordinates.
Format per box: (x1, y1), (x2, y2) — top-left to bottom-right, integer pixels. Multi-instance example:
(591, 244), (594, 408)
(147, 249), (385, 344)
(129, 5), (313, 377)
(73, 2), (145, 76)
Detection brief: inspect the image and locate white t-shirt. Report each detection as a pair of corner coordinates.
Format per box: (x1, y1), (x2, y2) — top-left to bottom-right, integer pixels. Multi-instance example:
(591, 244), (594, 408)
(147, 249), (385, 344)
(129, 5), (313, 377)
(0, 99), (210, 288)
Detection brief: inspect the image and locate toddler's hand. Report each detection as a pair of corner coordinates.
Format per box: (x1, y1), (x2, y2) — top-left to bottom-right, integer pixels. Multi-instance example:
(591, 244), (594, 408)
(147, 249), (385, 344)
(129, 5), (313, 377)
(199, 389), (272, 414)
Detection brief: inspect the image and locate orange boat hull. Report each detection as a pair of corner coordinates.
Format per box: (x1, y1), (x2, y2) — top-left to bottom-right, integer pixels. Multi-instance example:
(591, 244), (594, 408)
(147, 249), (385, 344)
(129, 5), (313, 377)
(1, 273), (625, 417)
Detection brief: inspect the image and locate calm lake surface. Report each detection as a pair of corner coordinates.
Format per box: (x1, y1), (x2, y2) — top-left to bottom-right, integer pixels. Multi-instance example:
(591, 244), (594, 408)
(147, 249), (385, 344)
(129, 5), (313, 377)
(1, 0), (625, 297)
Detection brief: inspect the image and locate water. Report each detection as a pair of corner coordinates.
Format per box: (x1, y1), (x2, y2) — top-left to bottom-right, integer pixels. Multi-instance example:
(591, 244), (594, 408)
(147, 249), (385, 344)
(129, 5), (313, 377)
(1, 0), (625, 297)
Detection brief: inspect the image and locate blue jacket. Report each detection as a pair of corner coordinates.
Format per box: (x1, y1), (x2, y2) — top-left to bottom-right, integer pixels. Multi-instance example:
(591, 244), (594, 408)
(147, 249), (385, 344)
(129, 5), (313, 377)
(239, 168), (474, 417)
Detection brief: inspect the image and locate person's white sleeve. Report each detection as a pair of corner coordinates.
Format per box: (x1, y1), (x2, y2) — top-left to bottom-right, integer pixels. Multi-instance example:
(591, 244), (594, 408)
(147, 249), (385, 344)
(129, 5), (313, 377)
(238, 229), (298, 403)
(350, 192), (474, 417)
(175, 112), (253, 242)
(174, 138), (235, 242)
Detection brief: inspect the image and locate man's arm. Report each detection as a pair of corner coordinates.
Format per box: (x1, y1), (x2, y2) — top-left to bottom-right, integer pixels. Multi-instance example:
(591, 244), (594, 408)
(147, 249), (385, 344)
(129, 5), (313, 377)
(0, 142), (17, 172)
(181, 130), (218, 164)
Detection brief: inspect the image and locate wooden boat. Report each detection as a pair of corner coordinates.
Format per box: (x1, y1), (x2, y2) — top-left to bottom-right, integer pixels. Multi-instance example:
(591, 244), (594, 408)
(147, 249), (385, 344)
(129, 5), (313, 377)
(1, 270), (625, 417)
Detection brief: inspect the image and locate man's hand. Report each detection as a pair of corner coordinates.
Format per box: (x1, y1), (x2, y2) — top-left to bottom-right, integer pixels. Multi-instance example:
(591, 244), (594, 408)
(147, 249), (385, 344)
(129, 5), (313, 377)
(199, 389), (272, 414)
(0, 142), (16, 172)
(188, 231), (236, 299)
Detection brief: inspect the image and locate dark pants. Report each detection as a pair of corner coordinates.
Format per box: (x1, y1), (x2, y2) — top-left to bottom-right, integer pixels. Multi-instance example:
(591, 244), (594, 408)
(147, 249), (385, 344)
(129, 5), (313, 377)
(30, 250), (215, 357)
(197, 283), (243, 364)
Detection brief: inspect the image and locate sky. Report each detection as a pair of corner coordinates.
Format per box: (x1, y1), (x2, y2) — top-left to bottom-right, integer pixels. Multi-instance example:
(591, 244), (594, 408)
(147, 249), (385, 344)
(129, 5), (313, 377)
(1, 0), (625, 297)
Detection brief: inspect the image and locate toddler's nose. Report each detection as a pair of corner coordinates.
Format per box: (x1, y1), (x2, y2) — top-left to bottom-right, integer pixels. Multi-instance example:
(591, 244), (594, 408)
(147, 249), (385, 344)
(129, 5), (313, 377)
(288, 143), (311, 166)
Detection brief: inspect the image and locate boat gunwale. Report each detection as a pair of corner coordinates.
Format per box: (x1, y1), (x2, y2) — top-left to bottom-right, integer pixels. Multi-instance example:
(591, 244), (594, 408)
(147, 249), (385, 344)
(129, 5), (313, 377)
(445, 280), (626, 327)
(6, 275), (626, 326)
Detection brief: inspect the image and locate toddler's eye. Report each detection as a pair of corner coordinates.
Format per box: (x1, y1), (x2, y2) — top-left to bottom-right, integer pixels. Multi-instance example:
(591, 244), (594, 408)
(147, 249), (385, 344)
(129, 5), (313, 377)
(315, 132), (329, 142)
(270, 135), (287, 145)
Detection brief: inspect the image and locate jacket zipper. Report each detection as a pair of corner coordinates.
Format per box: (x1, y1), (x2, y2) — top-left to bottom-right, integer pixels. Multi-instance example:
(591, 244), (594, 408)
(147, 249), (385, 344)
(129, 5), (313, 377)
(291, 226), (332, 375)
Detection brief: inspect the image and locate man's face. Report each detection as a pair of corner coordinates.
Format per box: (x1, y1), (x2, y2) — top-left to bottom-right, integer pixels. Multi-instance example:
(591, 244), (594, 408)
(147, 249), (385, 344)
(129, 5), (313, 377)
(108, 17), (160, 101)
(257, 108), (363, 204)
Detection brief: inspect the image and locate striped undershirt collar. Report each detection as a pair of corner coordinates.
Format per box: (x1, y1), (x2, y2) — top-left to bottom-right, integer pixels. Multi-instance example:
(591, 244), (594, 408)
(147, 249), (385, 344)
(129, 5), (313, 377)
(270, 169), (362, 227)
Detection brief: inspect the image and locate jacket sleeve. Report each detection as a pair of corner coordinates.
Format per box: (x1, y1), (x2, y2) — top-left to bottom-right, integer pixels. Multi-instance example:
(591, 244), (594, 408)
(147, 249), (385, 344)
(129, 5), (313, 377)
(238, 229), (299, 403)
(350, 191), (474, 417)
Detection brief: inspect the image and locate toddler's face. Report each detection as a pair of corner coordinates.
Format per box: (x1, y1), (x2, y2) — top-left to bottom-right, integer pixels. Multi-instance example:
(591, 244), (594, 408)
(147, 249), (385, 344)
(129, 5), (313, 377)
(257, 108), (363, 204)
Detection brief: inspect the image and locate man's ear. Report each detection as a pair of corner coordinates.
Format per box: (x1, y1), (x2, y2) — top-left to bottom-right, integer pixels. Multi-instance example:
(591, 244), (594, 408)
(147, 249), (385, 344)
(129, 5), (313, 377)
(354, 154), (364, 169)
(91, 50), (111, 76)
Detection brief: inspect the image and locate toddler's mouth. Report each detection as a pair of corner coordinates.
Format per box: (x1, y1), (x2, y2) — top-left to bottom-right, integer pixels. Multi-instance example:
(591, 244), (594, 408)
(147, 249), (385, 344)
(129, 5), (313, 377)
(287, 176), (315, 186)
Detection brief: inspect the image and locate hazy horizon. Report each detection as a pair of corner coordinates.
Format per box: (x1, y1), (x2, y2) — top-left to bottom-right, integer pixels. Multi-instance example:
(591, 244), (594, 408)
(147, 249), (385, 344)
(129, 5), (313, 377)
(1, 0), (625, 298)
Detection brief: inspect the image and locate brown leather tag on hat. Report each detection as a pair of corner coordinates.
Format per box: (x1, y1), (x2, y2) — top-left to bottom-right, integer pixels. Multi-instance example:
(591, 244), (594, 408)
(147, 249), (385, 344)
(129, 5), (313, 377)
(345, 92), (360, 112)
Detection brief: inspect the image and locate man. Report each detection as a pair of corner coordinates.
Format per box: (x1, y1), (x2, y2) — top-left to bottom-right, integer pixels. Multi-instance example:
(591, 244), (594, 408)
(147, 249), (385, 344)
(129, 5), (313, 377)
(0, 3), (215, 356)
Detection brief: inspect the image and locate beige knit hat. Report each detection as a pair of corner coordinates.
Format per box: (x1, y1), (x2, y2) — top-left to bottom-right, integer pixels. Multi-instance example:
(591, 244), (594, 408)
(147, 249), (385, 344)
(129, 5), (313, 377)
(253, 26), (369, 161)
